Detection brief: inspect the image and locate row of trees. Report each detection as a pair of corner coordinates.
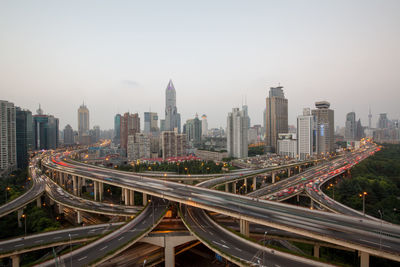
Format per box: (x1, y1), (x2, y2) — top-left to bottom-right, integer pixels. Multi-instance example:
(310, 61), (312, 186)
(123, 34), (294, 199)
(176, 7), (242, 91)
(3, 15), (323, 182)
(333, 144), (400, 224)
(0, 169), (30, 206)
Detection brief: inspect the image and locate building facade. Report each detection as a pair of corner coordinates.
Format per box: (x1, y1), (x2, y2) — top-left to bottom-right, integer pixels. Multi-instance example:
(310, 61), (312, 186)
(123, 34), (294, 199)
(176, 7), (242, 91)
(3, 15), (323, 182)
(127, 133), (151, 161)
(78, 103), (89, 138)
(144, 112), (159, 134)
(277, 133), (298, 159)
(265, 86), (288, 152)
(114, 114), (121, 145)
(16, 107), (33, 169)
(184, 114), (202, 146)
(312, 101), (334, 154)
(164, 80), (181, 133)
(120, 112), (140, 152)
(297, 108), (315, 160)
(160, 131), (187, 160)
(63, 124), (74, 145)
(345, 112), (356, 141)
(201, 114), (208, 137)
(227, 107), (248, 158)
(0, 100), (16, 172)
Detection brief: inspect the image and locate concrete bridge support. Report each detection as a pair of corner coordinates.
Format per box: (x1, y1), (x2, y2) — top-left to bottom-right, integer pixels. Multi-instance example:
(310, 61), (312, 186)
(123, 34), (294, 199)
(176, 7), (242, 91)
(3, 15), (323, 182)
(129, 190), (134, 206)
(11, 254), (20, 267)
(143, 193), (147, 206)
(36, 197), (42, 208)
(77, 177), (82, 196)
(233, 182), (237, 194)
(244, 178), (248, 194)
(94, 181), (98, 201)
(287, 168), (291, 177)
(73, 176), (78, 196)
(252, 177), (257, 191)
(99, 182), (104, 202)
(58, 204), (64, 214)
(240, 219), (250, 237)
(272, 172), (276, 184)
(359, 251), (369, 267)
(313, 244), (320, 258)
(225, 183), (229, 192)
(77, 210), (82, 224)
(310, 199), (314, 209)
(17, 209), (23, 228)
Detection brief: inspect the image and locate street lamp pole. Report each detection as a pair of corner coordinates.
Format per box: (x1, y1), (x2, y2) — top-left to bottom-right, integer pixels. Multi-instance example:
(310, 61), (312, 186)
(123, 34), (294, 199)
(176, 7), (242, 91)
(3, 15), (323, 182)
(69, 233), (72, 267)
(263, 231), (268, 266)
(21, 214), (27, 236)
(359, 192), (367, 216)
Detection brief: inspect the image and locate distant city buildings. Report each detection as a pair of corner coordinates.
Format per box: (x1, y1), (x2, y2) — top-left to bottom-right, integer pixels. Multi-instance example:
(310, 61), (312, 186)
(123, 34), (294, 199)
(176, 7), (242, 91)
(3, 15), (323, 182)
(227, 107), (248, 158)
(0, 100), (16, 172)
(120, 112), (140, 152)
(265, 86), (288, 152)
(33, 105), (59, 150)
(201, 114), (208, 137)
(78, 103), (89, 143)
(248, 125), (262, 145)
(345, 112), (356, 141)
(277, 133), (297, 159)
(297, 108), (315, 160)
(114, 114), (121, 145)
(377, 113), (389, 129)
(144, 112), (159, 134)
(160, 131), (187, 160)
(312, 101), (334, 154)
(164, 80), (181, 133)
(16, 107), (33, 169)
(127, 133), (151, 161)
(183, 114), (202, 147)
(63, 124), (74, 145)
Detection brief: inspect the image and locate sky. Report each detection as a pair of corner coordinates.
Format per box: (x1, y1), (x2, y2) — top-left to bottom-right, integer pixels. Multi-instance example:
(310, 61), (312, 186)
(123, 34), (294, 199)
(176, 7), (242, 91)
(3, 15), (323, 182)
(1, 0), (399, 131)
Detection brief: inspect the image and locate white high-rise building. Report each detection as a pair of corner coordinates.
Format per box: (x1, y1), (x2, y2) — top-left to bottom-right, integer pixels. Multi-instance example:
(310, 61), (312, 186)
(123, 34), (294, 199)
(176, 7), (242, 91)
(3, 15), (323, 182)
(0, 100), (16, 171)
(201, 114), (208, 137)
(227, 107), (249, 158)
(297, 108), (315, 160)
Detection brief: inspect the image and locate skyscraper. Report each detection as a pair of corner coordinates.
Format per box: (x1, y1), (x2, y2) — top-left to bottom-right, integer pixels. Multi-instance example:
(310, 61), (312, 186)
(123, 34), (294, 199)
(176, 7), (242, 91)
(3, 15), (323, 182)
(345, 112), (356, 141)
(0, 100), (16, 172)
(227, 107), (249, 158)
(377, 113), (389, 129)
(297, 108), (315, 160)
(78, 103), (89, 138)
(184, 114), (202, 146)
(114, 114), (121, 145)
(16, 107), (33, 169)
(160, 131), (187, 160)
(201, 114), (208, 137)
(33, 105), (59, 150)
(144, 112), (159, 134)
(265, 86), (288, 152)
(63, 124), (74, 145)
(164, 80), (181, 133)
(312, 101), (334, 154)
(120, 112), (140, 151)
(368, 108), (372, 129)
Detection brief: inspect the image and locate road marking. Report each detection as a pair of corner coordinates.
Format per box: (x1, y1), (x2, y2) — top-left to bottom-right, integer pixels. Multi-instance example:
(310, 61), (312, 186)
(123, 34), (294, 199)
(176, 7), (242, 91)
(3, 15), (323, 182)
(34, 240), (43, 243)
(118, 236), (125, 241)
(235, 247), (242, 252)
(359, 239), (391, 248)
(100, 246), (108, 251)
(78, 256), (87, 261)
(53, 236), (61, 240)
(70, 234), (78, 237)
(212, 241), (229, 249)
(14, 244), (24, 247)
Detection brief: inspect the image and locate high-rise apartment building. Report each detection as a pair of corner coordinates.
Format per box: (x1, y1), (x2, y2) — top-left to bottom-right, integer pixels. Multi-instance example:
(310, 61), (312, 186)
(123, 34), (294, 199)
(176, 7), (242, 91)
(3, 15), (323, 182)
(78, 103), (89, 137)
(144, 112), (159, 134)
(312, 101), (334, 154)
(265, 86), (288, 152)
(127, 133), (151, 161)
(164, 80), (181, 133)
(0, 100), (16, 172)
(377, 113), (389, 129)
(183, 114), (202, 146)
(201, 114), (208, 137)
(227, 107), (249, 158)
(297, 108), (315, 160)
(120, 112), (140, 151)
(63, 124), (74, 145)
(277, 133), (298, 158)
(16, 107), (33, 169)
(345, 112), (356, 141)
(242, 104), (251, 128)
(160, 131), (187, 160)
(114, 114), (121, 145)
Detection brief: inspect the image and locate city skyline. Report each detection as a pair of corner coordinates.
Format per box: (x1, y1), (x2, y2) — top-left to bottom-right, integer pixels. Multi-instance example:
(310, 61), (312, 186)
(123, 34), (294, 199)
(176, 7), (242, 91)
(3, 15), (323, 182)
(1, 1), (400, 130)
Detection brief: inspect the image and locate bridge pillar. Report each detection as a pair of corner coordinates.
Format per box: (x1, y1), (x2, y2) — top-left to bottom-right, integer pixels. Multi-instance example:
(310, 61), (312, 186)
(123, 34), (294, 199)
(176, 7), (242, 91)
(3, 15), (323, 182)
(36, 197), (42, 208)
(272, 172), (276, 183)
(77, 210), (82, 224)
(225, 183), (229, 192)
(99, 182), (104, 202)
(121, 187), (125, 202)
(73, 176), (78, 196)
(313, 244), (320, 258)
(77, 177), (82, 196)
(287, 168), (291, 177)
(310, 199), (314, 209)
(299, 166), (302, 172)
(244, 178), (247, 194)
(359, 251), (369, 267)
(240, 219), (250, 237)
(297, 194), (300, 203)
(233, 182), (237, 194)
(143, 193), (147, 206)
(124, 188), (130, 205)
(11, 254), (20, 267)
(129, 190), (134, 206)
(94, 181), (98, 201)
(252, 177), (257, 191)
(58, 204), (64, 214)
(165, 240), (175, 267)
(17, 209), (23, 228)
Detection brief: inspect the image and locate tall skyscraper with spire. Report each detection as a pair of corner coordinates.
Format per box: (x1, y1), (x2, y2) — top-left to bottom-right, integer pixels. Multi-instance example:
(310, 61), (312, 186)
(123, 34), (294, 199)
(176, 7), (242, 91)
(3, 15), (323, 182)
(164, 80), (181, 133)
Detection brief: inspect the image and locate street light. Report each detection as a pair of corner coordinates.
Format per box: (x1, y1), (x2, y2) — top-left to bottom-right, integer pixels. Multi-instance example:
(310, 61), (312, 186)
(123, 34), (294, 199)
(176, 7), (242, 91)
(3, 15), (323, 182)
(5, 187), (11, 202)
(21, 214), (27, 236)
(68, 233), (72, 267)
(359, 192), (367, 216)
(329, 183), (334, 200)
(263, 231), (268, 265)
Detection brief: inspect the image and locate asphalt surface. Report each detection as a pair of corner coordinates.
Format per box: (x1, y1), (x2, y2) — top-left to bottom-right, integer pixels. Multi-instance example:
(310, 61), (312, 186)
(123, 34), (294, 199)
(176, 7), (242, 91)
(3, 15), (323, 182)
(44, 175), (141, 216)
(43, 154), (400, 257)
(0, 223), (122, 257)
(38, 197), (169, 267)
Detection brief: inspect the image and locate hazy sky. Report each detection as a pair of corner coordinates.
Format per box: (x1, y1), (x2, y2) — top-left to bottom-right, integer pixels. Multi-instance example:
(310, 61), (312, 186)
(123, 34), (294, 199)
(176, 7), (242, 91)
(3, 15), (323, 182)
(1, 1), (399, 131)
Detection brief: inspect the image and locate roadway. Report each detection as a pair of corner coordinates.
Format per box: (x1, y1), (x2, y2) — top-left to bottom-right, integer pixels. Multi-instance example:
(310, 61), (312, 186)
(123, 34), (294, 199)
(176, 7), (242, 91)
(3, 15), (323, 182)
(38, 197), (169, 266)
(43, 155), (400, 262)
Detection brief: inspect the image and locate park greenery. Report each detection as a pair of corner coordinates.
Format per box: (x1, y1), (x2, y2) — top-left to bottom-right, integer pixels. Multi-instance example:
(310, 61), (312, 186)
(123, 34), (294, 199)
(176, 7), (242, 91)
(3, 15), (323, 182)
(248, 145), (265, 157)
(0, 168), (30, 206)
(117, 160), (231, 174)
(332, 144), (400, 224)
